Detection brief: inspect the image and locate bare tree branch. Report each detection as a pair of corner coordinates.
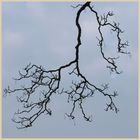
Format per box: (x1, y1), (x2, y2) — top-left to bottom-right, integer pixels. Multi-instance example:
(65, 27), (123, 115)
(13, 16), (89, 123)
(4, 2), (129, 129)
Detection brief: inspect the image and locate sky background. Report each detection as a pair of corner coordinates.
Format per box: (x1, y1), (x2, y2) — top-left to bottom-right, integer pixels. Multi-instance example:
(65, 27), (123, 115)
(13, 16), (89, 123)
(2, 2), (138, 138)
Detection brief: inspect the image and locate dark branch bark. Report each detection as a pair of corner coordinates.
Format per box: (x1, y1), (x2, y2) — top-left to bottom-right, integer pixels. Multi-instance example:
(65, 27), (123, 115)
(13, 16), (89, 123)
(4, 2), (129, 129)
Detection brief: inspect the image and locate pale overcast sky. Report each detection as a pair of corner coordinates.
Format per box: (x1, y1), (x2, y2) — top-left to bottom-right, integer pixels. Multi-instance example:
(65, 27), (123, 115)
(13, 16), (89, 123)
(2, 2), (138, 138)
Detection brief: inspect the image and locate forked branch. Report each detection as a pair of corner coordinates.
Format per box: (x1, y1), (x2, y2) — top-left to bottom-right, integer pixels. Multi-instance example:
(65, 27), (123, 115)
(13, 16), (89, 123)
(4, 2), (129, 129)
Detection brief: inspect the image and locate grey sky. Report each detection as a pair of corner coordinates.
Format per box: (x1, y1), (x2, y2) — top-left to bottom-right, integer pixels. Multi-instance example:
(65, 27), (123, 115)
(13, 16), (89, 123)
(2, 2), (138, 138)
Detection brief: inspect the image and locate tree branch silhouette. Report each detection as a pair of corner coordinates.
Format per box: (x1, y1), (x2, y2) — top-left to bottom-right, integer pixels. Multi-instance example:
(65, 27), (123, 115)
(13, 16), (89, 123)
(4, 2), (129, 129)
